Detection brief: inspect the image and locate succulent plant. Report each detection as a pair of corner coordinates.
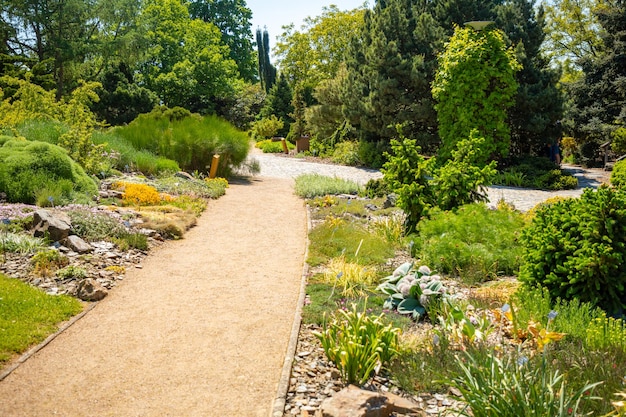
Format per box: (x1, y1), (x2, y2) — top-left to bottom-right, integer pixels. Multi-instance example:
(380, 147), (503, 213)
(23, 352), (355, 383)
(377, 262), (446, 320)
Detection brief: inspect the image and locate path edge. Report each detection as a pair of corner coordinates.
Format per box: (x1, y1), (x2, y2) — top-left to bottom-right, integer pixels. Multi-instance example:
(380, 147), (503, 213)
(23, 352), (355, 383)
(270, 204), (311, 417)
(0, 301), (98, 382)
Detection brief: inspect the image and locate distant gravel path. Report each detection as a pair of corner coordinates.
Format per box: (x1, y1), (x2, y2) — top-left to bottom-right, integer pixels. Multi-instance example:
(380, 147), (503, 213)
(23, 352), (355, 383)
(252, 148), (610, 211)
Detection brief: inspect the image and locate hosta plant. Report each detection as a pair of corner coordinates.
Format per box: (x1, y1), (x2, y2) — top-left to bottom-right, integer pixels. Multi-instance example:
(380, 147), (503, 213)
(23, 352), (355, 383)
(377, 262), (447, 320)
(314, 304), (400, 385)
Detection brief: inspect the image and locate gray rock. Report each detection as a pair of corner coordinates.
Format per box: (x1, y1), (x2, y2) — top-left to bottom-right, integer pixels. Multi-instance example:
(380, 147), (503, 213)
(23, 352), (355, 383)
(383, 194), (398, 209)
(76, 278), (108, 301)
(33, 210), (72, 242)
(64, 235), (93, 253)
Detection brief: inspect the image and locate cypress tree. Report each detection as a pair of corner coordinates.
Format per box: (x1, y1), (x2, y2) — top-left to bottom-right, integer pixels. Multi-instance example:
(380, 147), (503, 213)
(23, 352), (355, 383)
(256, 28), (276, 93)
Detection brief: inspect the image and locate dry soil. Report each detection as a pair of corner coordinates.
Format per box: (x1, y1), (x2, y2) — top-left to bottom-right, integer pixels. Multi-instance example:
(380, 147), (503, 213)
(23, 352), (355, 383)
(0, 177), (307, 417)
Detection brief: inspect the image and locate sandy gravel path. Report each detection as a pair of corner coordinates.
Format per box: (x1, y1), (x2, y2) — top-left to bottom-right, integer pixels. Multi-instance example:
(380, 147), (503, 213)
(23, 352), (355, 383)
(0, 177), (307, 417)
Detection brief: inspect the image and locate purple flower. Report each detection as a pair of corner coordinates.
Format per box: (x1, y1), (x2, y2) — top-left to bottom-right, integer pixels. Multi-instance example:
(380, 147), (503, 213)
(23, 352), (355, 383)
(1, 218), (9, 225)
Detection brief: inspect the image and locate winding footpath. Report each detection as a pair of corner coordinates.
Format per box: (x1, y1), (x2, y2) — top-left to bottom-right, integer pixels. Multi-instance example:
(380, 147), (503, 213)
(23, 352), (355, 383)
(0, 177), (307, 417)
(0, 149), (608, 417)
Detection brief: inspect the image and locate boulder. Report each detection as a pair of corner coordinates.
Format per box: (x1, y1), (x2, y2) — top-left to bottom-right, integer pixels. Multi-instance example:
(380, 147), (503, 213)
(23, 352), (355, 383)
(76, 278), (108, 301)
(64, 235), (93, 253)
(33, 210), (71, 242)
(320, 385), (423, 417)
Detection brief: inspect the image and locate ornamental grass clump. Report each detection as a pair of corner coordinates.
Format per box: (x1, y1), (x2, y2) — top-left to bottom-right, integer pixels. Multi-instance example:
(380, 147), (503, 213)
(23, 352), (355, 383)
(448, 350), (601, 417)
(323, 256), (378, 298)
(314, 304), (400, 385)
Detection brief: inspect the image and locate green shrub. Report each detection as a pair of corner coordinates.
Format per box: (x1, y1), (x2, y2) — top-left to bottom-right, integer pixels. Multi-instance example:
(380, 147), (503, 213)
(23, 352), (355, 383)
(294, 174), (361, 198)
(382, 138), (433, 232)
(418, 204), (525, 282)
(500, 156), (578, 190)
(255, 139), (293, 153)
(357, 139), (388, 169)
(611, 159), (626, 189)
(250, 115), (283, 139)
(331, 141), (361, 166)
(313, 304), (400, 385)
(363, 178), (389, 198)
(519, 186), (626, 315)
(431, 130), (497, 211)
(0, 139), (97, 204)
(113, 109), (249, 176)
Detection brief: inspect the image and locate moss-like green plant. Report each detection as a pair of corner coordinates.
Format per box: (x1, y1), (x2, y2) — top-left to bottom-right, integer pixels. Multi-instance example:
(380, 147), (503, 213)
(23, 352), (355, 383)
(0, 139), (97, 204)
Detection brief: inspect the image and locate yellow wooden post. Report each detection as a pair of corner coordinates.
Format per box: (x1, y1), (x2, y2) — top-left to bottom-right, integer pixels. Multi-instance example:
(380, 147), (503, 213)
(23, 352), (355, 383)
(281, 138), (289, 154)
(209, 155), (220, 179)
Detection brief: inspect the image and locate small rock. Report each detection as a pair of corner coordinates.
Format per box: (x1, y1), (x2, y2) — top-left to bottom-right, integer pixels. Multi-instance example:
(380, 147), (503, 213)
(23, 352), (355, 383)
(64, 235), (93, 253)
(77, 278), (108, 301)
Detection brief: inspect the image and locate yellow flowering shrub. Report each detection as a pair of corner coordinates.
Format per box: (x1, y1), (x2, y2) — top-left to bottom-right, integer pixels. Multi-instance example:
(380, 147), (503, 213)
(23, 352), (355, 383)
(115, 182), (161, 206)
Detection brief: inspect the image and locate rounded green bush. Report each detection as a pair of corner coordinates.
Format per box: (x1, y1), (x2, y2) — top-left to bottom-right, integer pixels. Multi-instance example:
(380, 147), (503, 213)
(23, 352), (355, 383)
(611, 159), (626, 189)
(0, 138), (97, 204)
(519, 186), (626, 315)
(417, 203), (524, 282)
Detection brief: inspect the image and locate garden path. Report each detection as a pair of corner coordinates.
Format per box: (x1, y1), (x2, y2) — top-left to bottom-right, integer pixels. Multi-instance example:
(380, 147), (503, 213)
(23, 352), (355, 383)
(0, 177), (307, 417)
(0, 149), (610, 417)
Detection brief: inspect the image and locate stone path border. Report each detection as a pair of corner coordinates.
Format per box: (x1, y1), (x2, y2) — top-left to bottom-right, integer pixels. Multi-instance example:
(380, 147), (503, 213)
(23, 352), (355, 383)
(271, 209), (311, 417)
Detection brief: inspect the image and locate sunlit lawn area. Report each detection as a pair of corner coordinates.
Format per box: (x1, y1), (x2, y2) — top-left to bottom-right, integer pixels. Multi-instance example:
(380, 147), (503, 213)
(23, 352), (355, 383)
(0, 273), (83, 364)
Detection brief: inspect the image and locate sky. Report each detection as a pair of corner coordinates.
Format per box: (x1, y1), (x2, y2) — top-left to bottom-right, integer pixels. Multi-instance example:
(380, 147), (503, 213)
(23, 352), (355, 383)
(247, 0), (370, 45)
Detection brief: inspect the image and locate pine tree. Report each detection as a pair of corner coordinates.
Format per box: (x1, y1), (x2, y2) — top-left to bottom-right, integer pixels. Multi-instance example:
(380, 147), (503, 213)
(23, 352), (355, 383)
(341, 0), (444, 150)
(568, 0), (626, 161)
